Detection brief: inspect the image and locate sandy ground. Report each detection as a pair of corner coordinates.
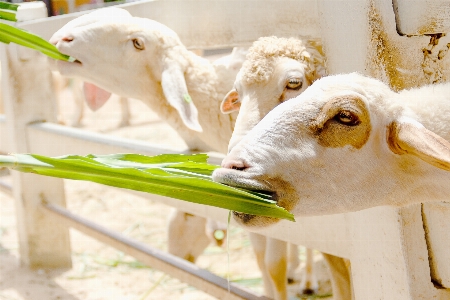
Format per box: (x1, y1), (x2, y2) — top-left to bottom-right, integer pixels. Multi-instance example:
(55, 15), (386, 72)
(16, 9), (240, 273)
(0, 77), (334, 299)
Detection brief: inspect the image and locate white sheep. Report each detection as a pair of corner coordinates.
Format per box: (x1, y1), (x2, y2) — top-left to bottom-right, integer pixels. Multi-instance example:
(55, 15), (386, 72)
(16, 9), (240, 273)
(213, 72), (450, 215)
(50, 7), (238, 153)
(220, 36), (350, 300)
(49, 7), (241, 266)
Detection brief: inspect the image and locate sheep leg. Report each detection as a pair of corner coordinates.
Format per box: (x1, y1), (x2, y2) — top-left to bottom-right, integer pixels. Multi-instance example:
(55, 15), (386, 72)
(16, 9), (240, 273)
(248, 232), (274, 299)
(299, 248), (318, 295)
(322, 253), (353, 300)
(287, 243), (300, 283)
(265, 237), (288, 300)
(51, 72), (69, 125)
(70, 78), (84, 127)
(119, 96), (131, 127)
(166, 209), (209, 262)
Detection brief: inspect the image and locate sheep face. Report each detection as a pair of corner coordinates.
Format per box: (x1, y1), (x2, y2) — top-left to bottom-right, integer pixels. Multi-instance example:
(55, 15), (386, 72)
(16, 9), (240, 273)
(223, 56), (311, 152)
(213, 73), (450, 226)
(51, 8), (202, 132)
(51, 8), (145, 97)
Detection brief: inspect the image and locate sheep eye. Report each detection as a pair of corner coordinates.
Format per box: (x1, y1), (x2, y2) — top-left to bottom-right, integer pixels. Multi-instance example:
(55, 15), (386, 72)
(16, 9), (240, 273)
(335, 110), (360, 126)
(133, 38), (145, 50)
(286, 79), (303, 90)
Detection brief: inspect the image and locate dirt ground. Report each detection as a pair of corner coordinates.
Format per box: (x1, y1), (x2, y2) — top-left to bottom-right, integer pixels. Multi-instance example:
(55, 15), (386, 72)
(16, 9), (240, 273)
(0, 78), (334, 299)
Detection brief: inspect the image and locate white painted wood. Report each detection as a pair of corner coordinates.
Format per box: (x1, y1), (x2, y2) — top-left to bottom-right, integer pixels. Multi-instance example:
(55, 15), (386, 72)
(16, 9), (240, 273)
(17, 0), (321, 48)
(348, 205), (450, 299)
(15, 1), (47, 21)
(0, 44), (72, 268)
(0, 115), (9, 153)
(422, 202), (450, 288)
(393, 0), (450, 35)
(0, 3), (72, 267)
(318, 0), (450, 89)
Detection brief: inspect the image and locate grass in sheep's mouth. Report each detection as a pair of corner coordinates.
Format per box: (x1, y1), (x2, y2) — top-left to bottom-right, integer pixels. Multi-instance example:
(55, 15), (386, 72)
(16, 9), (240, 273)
(0, 153), (294, 221)
(0, 22), (77, 62)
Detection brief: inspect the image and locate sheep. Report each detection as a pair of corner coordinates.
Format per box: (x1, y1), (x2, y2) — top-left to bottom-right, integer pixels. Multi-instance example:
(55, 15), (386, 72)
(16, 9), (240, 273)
(213, 72), (450, 216)
(49, 7), (242, 267)
(50, 7), (238, 153)
(220, 36), (350, 300)
(167, 209), (227, 263)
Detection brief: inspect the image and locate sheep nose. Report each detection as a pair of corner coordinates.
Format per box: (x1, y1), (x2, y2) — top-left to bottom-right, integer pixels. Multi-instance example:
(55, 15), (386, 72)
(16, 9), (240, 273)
(221, 158), (248, 171)
(61, 36), (74, 42)
(49, 35), (74, 46)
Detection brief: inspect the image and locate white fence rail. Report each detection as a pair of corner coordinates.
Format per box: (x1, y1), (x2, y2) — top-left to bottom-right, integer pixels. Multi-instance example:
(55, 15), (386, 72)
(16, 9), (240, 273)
(2, 0), (450, 299)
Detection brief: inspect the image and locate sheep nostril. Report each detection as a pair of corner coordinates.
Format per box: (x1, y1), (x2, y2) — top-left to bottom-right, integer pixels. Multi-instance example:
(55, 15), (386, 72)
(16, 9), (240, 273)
(62, 36), (74, 43)
(221, 159), (248, 171)
(232, 166), (246, 171)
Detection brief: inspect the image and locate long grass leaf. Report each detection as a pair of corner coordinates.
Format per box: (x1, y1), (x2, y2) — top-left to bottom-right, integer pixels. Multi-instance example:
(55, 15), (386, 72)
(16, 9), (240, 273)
(0, 153), (294, 221)
(0, 2), (19, 11)
(0, 10), (16, 21)
(0, 23), (75, 61)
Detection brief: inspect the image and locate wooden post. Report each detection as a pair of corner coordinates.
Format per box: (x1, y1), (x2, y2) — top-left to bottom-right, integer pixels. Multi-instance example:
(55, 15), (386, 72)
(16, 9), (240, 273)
(0, 3), (71, 268)
(348, 205), (450, 299)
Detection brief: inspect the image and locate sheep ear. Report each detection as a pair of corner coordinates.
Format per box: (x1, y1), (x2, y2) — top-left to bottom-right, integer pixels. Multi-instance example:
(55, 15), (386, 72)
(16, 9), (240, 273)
(161, 64), (202, 132)
(220, 89), (240, 114)
(83, 82), (112, 111)
(388, 117), (450, 171)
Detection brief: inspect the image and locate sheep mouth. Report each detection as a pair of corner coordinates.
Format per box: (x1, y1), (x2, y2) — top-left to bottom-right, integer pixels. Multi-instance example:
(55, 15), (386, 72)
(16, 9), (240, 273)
(231, 201), (284, 228)
(212, 168), (286, 228)
(212, 167), (275, 195)
(57, 58), (82, 67)
(55, 58), (83, 75)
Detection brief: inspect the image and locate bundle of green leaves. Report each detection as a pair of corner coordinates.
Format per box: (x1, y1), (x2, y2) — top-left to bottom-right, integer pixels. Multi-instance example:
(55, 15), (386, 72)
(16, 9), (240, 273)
(0, 153), (294, 221)
(0, 3), (75, 61)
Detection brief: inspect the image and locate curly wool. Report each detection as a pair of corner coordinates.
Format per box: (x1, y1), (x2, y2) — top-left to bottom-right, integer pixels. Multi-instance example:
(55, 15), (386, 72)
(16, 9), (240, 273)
(241, 36), (327, 85)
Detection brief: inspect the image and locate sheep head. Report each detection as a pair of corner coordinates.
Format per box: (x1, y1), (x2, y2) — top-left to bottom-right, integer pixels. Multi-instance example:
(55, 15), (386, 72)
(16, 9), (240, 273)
(221, 37), (326, 152)
(213, 73), (450, 227)
(50, 7), (202, 132)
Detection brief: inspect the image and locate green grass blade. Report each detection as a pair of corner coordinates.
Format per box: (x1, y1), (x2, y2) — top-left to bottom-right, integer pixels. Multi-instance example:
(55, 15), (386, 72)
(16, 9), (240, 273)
(0, 33), (10, 44)
(88, 153), (209, 164)
(0, 2), (19, 11)
(0, 23), (75, 61)
(0, 10), (16, 21)
(0, 154), (294, 221)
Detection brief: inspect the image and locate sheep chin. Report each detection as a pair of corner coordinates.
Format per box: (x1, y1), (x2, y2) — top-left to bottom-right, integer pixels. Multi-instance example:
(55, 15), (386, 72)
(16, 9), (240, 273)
(56, 59), (83, 77)
(232, 211), (281, 228)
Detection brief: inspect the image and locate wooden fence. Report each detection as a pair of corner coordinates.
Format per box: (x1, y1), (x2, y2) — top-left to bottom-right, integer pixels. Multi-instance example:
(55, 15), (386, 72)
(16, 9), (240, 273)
(1, 0), (450, 299)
